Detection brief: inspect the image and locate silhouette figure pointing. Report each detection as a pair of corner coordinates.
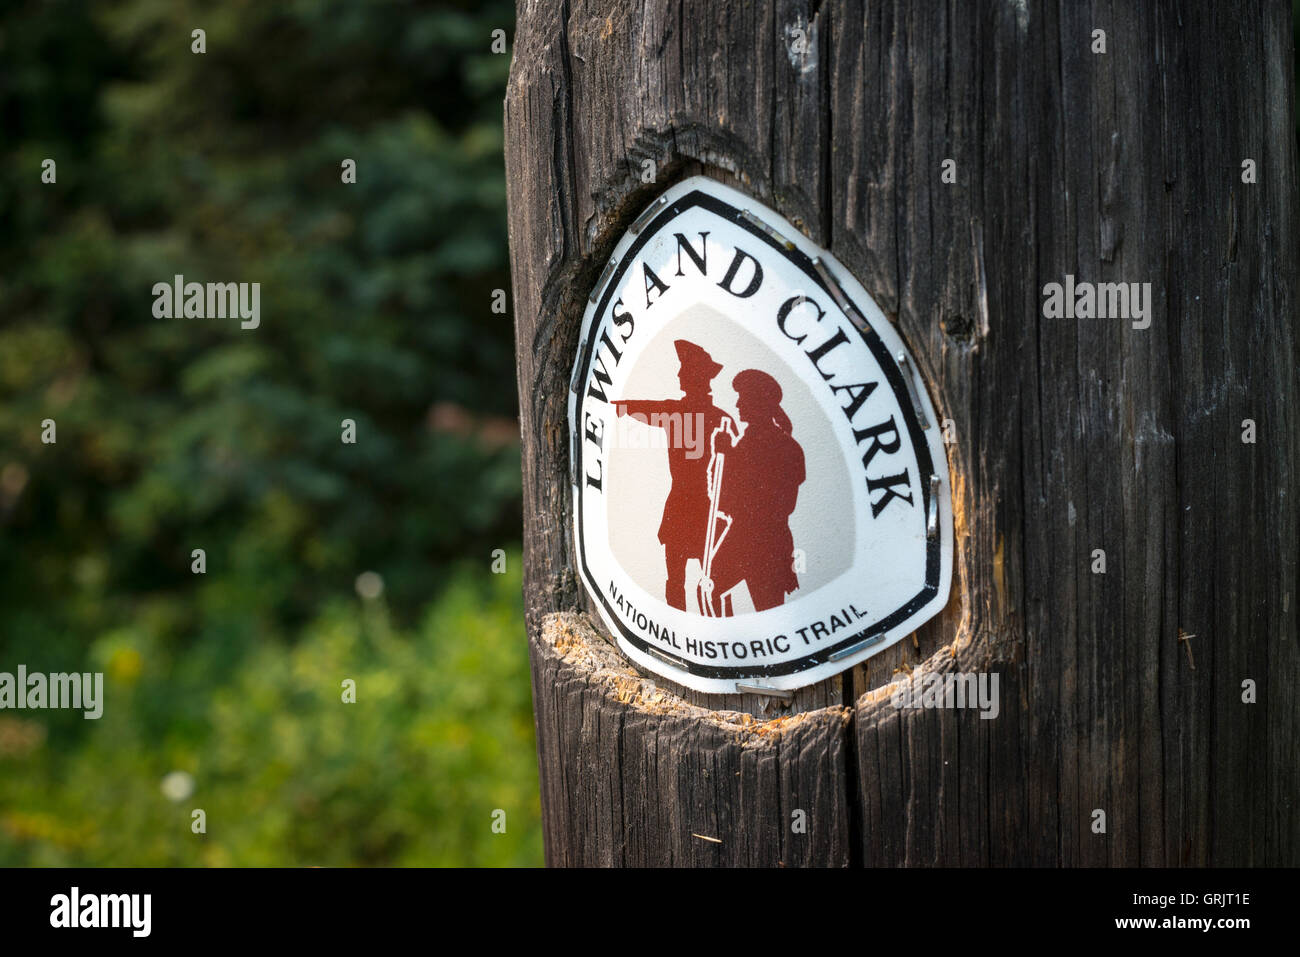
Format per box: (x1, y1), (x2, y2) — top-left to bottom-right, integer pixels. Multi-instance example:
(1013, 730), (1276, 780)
(615, 340), (730, 611)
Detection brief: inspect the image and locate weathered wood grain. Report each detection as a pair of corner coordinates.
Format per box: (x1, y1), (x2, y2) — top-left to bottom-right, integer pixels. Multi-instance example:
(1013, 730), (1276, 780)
(505, 0), (1299, 866)
(532, 613), (851, 866)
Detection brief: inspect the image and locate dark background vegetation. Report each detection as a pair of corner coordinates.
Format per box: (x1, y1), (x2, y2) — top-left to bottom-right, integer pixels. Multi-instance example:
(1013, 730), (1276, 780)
(0, 0), (538, 865)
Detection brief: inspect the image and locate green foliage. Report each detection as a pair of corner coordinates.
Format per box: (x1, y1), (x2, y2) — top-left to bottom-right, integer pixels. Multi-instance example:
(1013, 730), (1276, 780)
(0, 558), (541, 867)
(0, 0), (536, 864)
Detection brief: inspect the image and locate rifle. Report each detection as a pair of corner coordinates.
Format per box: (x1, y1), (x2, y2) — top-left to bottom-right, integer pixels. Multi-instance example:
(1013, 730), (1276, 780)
(696, 419), (736, 617)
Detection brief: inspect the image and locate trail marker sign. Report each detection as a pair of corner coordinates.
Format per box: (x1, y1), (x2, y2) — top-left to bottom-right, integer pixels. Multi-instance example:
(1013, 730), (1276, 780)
(569, 177), (952, 693)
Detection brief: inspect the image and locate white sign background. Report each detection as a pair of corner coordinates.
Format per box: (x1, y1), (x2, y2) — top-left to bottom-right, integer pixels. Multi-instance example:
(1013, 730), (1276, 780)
(569, 177), (953, 693)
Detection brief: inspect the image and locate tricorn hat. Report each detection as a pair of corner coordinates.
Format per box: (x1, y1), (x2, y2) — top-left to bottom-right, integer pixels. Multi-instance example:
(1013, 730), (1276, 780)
(674, 339), (723, 380)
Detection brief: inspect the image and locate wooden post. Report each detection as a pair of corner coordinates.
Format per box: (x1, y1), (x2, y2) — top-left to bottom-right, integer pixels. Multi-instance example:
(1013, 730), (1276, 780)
(505, 1), (1299, 866)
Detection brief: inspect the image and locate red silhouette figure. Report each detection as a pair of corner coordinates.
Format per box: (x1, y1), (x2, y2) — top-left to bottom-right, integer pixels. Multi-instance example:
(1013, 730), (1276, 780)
(706, 369), (806, 615)
(615, 340), (730, 611)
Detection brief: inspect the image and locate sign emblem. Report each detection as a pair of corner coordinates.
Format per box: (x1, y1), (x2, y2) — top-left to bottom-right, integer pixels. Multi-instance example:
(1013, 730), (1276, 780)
(569, 177), (953, 693)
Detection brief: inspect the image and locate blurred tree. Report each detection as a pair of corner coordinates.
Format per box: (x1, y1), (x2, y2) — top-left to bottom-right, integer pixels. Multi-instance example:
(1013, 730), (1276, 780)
(0, 0), (519, 642)
(0, 0), (535, 865)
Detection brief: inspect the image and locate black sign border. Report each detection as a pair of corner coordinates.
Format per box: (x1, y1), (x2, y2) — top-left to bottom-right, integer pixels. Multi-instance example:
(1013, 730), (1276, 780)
(574, 187), (943, 680)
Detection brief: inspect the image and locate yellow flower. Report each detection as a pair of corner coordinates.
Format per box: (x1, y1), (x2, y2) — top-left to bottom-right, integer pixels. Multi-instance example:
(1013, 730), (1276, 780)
(108, 647), (143, 684)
